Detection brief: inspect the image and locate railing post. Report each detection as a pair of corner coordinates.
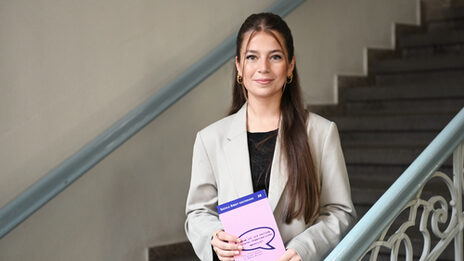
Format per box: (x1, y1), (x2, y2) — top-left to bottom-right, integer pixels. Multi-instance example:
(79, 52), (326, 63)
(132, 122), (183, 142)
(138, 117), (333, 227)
(454, 143), (463, 261)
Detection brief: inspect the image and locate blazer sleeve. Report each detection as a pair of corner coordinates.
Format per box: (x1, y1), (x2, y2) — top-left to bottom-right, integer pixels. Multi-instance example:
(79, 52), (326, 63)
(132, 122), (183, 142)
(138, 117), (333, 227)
(286, 122), (357, 260)
(185, 132), (223, 261)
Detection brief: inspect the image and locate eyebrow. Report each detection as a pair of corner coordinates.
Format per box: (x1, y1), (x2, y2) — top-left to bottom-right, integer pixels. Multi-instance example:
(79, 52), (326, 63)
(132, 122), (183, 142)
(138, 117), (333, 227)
(245, 49), (284, 54)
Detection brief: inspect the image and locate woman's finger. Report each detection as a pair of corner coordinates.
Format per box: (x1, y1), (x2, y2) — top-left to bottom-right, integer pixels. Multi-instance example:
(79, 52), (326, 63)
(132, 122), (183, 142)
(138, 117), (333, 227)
(215, 246), (240, 259)
(217, 254), (235, 261)
(217, 230), (242, 243)
(277, 249), (301, 261)
(211, 230), (242, 260)
(211, 236), (240, 251)
(216, 239), (242, 251)
(276, 250), (292, 261)
(211, 230), (242, 251)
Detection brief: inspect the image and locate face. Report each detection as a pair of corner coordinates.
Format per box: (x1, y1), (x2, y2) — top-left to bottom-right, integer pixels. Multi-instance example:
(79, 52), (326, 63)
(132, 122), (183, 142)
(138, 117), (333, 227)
(236, 30), (295, 102)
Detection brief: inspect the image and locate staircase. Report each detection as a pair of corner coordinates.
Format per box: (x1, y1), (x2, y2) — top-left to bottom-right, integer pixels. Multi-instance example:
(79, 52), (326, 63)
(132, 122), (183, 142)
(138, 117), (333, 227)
(149, 2), (464, 261)
(318, 2), (464, 260)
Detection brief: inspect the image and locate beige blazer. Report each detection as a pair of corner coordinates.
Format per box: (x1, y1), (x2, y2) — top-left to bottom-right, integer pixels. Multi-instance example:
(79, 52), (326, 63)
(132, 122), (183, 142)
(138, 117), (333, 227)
(185, 104), (356, 261)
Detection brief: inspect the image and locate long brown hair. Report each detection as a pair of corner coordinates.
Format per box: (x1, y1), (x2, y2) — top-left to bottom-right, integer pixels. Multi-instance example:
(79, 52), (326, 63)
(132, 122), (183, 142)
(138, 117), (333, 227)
(228, 13), (320, 224)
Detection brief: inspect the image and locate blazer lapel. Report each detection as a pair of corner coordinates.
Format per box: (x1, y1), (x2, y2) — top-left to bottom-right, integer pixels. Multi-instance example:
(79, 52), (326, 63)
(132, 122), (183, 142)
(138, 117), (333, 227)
(223, 103), (288, 210)
(223, 104), (254, 198)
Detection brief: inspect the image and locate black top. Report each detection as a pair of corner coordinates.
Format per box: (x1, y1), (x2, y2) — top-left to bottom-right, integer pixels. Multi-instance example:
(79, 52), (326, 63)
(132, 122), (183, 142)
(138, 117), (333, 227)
(247, 129), (278, 194)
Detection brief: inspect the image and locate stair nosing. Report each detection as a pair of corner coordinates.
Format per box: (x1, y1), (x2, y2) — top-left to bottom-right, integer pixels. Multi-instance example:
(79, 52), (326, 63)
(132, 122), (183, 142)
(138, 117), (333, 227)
(343, 82), (464, 101)
(371, 54), (464, 74)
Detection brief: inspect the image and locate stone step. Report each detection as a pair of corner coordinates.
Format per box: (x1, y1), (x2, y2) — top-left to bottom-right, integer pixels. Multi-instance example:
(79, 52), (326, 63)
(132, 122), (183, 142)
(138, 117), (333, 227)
(347, 165), (452, 180)
(398, 29), (464, 58)
(401, 43), (464, 58)
(344, 147), (423, 165)
(352, 186), (392, 207)
(343, 82), (464, 102)
(331, 114), (454, 131)
(345, 98), (464, 115)
(371, 54), (464, 74)
(149, 242), (199, 261)
(344, 147), (454, 166)
(347, 165), (408, 179)
(426, 6), (464, 31)
(351, 176), (451, 207)
(340, 131), (439, 147)
(426, 6), (464, 23)
(350, 171), (452, 196)
(427, 18), (464, 31)
(375, 69), (464, 85)
(399, 30), (464, 48)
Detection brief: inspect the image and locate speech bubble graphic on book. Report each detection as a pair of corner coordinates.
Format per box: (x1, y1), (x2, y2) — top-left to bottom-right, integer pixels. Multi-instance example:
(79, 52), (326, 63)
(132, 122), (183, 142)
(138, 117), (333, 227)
(239, 227), (277, 251)
(217, 191), (286, 260)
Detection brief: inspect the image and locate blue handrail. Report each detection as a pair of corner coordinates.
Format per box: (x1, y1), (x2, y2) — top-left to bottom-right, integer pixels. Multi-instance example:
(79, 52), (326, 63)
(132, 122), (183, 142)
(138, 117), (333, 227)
(0, 0), (306, 240)
(325, 107), (464, 260)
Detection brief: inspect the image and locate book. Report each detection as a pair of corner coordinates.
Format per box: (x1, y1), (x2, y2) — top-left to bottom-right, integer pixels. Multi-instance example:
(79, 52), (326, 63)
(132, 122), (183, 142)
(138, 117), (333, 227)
(216, 190), (286, 260)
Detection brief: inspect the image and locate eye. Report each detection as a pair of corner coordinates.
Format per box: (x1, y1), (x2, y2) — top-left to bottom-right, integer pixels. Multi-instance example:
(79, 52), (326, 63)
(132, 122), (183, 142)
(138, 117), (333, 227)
(271, 55), (282, 60)
(246, 55), (257, 61)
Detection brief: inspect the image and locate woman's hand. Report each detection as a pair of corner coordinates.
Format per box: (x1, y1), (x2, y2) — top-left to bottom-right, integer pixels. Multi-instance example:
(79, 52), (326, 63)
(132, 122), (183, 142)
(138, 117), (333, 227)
(211, 230), (243, 261)
(277, 248), (301, 261)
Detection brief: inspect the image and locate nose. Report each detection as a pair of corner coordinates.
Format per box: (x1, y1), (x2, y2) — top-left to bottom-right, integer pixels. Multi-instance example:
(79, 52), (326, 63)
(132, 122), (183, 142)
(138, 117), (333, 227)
(257, 58), (270, 73)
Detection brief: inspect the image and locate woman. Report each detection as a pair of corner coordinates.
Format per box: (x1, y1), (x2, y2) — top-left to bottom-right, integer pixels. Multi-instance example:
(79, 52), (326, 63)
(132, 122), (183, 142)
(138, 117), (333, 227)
(185, 13), (356, 261)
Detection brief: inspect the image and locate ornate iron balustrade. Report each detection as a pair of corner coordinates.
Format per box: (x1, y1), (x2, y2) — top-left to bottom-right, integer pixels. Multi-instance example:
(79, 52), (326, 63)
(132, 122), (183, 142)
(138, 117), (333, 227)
(325, 107), (464, 261)
(363, 144), (463, 260)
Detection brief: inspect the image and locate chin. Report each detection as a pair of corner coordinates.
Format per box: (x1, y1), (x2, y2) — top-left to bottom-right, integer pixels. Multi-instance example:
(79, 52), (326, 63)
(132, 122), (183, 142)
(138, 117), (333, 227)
(249, 90), (282, 100)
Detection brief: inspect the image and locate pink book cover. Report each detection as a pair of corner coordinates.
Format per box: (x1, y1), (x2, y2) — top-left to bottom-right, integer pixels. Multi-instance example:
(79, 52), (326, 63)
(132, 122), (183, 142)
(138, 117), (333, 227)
(216, 190), (286, 261)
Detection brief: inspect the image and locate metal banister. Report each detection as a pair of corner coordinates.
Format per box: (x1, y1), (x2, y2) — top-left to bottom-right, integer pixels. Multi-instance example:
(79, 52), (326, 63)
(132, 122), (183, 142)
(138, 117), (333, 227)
(0, 0), (306, 239)
(325, 107), (464, 260)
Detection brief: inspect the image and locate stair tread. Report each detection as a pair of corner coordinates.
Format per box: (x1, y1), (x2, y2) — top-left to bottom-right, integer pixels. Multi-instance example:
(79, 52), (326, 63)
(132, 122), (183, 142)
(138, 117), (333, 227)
(351, 182), (450, 205)
(344, 147), (423, 165)
(345, 99), (464, 115)
(344, 146), (453, 165)
(340, 131), (439, 147)
(350, 172), (452, 189)
(347, 165), (452, 179)
(427, 6), (464, 22)
(344, 81), (464, 101)
(375, 69), (464, 85)
(427, 19), (464, 32)
(331, 114), (455, 131)
(371, 54), (464, 74)
(399, 29), (464, 48)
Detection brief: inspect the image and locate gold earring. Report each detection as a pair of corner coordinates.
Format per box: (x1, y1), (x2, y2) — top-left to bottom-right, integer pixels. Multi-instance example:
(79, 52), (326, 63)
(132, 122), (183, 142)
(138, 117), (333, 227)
(237, 75), (243, 85)
(287, 74), (293, 84)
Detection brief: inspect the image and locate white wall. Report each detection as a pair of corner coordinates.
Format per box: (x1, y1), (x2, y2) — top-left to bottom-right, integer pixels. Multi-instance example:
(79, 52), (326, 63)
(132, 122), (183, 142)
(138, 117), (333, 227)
(0, 0), (418, 260)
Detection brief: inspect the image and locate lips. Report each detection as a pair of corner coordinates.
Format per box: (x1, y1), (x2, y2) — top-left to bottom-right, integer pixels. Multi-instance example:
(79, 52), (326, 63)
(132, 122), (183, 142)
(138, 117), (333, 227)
(255, 78), (273, 84)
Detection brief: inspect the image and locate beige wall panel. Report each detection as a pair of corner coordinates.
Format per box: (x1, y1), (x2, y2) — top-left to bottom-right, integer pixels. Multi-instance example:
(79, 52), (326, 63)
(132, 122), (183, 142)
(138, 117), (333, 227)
(0, 0), (274, 206)
(0, 60), (234, 261)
